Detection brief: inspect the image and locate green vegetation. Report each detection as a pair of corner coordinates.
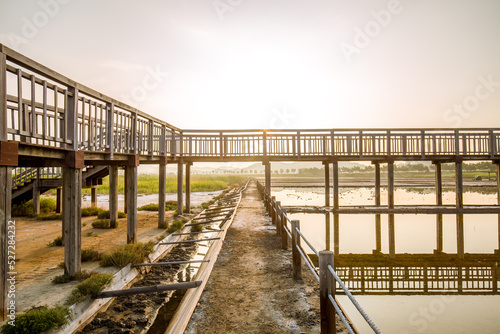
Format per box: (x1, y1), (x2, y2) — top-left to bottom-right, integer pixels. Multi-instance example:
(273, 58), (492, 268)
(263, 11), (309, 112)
(138, 203), (159, 211)
(0, 305), (70, 334)
(97, 210), (126, 219)
(78, 175), (246, 195)
(81, 249), (102, 262)
(66, 273), (114, 304)
(91, 219), (118, 229)
(167, 220), (185, 234)
(52, 270), (97, 284)
(99, 242), (155, 267)
(12, 197), (56, 217)
(190, 224), (204, 232)
(201, 200), (215, 209)
(48, 236), (63, 247)
(81, 207), (106, 217)
(36, 213), (62, 221)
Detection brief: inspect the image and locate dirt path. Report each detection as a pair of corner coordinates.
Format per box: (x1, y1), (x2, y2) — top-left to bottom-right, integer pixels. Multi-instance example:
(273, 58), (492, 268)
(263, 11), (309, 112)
(186, 180), (345, 333)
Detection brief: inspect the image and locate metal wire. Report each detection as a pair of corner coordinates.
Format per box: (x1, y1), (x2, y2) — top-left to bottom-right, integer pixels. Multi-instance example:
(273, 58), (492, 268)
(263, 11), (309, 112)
(328, 265), (382, 334)
(328, 294), (355, 334)
(296, 245), (320, 282)
(295, 227), (319, 256)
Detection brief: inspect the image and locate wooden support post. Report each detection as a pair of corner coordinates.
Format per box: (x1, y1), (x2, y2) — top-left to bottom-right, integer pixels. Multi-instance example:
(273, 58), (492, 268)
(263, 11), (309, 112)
(374, 162), (381, 253)
(334, 214), (339, 257)
(434, 162), (443, 254)
(0, 167), (11, 320)
(388, 160), (395, 258)
(33, 178), (40, 215)
(177, 160), (184, 215)
(292, 220), (302, 281)
(124, 167), (128, 213)
(271, 196), (276, 225)
(325, 213), (331, 252)
(109, 165), (118, 227)
(324, 161), (330, 207)
(185, 162), (191, 214)
(90, 186), (97, 208)
(332, 161), (339, 210)
(456, 158), (464, 259)
(62, 167), (82, 278)
(319, 251), (335, 334)
(496, 162), (500, 254)
(276, 201), (281, 235)
(281, 208), (288, 250)
(158, 161), (166, 227)
(55, 188), (62, 213)
(126, 164), (137, 244)
(264, 162), (271, 196)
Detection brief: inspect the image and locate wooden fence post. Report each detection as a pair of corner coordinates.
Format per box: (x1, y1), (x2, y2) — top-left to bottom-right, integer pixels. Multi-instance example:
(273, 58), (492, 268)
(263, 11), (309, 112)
(276, 201), (281, 235)
(281, 208), (288, 250)
(271, 196), (276, 225)
(292, 220), (302, 280)
(320, 250), (335, 334)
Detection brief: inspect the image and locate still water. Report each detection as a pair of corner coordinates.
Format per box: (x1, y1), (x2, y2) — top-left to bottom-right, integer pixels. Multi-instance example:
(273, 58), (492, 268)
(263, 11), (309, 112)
(272, 186), (500, 334)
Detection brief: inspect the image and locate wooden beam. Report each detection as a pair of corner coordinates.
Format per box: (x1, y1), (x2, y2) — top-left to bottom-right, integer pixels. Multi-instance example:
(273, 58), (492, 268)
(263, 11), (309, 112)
(186, 163), (191, 214)
(0, 167), (11, 320)
(126, 165), (137, 244)
(160, 237), (220, 245)
(159, 162), (166, 226)
(109, 165), (118, 226)
(132, 260), (209, 267)
(63, 167), (82, 278)
(177, 160), (184, 215)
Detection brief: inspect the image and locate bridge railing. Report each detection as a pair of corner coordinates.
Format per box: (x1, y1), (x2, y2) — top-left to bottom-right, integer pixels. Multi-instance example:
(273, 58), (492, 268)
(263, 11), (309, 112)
(256, 180), (381, 334)
(1, 44), (181, 155)
(182, 129), (500, 159)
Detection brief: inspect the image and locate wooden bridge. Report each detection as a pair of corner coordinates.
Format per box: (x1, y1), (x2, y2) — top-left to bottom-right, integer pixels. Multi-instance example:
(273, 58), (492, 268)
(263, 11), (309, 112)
(1, 44), (500, 321)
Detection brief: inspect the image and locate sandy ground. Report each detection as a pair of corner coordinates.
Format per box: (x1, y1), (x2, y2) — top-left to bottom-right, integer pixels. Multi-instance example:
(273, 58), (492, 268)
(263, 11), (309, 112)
(14, 210), (181, 314)
(185, 180), (346, 334)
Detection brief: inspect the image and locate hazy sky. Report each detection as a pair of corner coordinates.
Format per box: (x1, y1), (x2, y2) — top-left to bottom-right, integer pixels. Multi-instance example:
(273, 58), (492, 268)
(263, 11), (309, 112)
(1, 0), (499, 130)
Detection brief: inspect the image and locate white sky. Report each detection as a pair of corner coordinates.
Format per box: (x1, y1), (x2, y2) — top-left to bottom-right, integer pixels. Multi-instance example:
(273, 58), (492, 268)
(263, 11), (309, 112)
(1, 0), (499, 130)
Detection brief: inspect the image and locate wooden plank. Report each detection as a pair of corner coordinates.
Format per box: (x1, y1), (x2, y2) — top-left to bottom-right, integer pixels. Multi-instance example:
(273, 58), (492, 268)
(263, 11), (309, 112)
(159, 237), (220, 245)
(132, 260), (209, 267)
(172, 230), (223, 236)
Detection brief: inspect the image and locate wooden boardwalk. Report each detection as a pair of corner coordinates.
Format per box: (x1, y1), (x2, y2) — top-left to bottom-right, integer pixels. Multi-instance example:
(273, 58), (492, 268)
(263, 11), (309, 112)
(0, 43), (500, 324)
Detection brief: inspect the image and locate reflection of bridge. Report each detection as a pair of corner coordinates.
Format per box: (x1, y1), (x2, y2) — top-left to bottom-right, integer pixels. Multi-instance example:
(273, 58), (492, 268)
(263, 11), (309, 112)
(309, 254), (500, 295)
(1, 44), (500, 320)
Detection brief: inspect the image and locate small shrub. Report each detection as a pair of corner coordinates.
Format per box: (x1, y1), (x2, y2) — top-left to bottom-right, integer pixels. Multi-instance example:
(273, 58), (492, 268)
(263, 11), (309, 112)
(138, 203), (159, 211)
(165, 200), (177, 210)
(158, 222), (168, 229)
(66, 273), (113, 304)
(81, 249), (101, 262)
(12, 200), (33, 217)
(92, 219), (118, 228)
(167, 220), (184, 234)
(81, 207), (105, 217)
(97, 210), (126, 219)
(53, 270), (98, 284)
(173, 212), (179, 217)
(191, 224), (204, 232)
(85, 231), (98, 237)
(37, 213), (62, 221)
(48, 236), (63, 247)
(0, 305), (70, 334)
(52, 274), (70, 284)
(99, 242), (155, 267)
(40, 198), (56, 214)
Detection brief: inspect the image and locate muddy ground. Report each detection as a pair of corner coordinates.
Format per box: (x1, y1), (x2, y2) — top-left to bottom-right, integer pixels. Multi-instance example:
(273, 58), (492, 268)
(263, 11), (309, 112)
(185, 181), (347, 334)
(77, 241), (198, 334)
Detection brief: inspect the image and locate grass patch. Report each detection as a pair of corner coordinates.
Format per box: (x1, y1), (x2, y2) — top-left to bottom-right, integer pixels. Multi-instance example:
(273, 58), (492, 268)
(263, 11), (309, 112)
(36, 213), (62, 221)
(81, 207), (106, 217)
(138, 203), (159, 211)
(52, 270), (97, 284)
(167, 220), (185, 234)
(66, 273), (113, 304)
(12, 197), (57, 217)
(99, 242), (155, 267)
(191, 224), (204, 232)
(0, 305), (70, 334)
(85, 232), (98, 237)
(48, 236), (63, 247)
(165, 200), (177, 210)
(201, 200), (215, 209)
(81, 249), (102, 262)
(91, 219), (118, 229)
(158, 222), (168, 229)
(97, 210), (126, 219)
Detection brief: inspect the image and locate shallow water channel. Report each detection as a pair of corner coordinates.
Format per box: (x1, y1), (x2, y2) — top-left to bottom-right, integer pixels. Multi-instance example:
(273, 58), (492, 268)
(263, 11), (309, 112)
(272, 186), (500, 334)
